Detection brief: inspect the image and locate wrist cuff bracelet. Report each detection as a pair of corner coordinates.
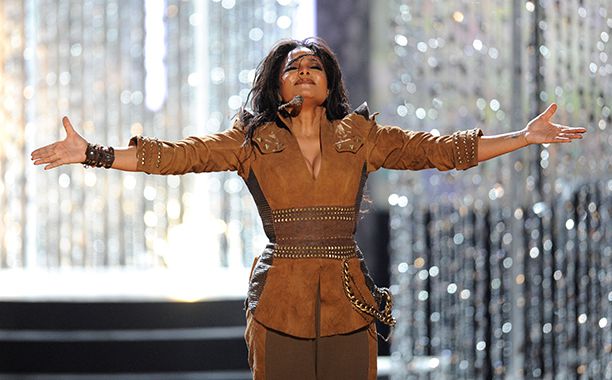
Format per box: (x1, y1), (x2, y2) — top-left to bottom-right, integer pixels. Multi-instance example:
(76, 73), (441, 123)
(82, 143), (115, 169)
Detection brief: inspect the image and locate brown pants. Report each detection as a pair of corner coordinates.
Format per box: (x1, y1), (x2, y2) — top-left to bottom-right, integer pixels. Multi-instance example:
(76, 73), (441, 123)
(245, 312), (378, 379)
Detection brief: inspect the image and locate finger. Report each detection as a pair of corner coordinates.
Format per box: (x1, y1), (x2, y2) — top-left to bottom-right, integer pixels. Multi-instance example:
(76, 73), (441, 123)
(31, 143), (56, 158)
(33, 153), (57, 165)
(62, 116), (75, 136)
(549, 138), (571, 143)
(44, 159), (64, 170)
(32, 149), (56, 160)
(33, 157), (51, 165)
(32, 149), (61, 163)
(33, 150), (60, 164)
(540, 103), (557, 120)
(563, 127), (587, 133)
(553, 123), (587, 133)
(561, 133), (584, 139)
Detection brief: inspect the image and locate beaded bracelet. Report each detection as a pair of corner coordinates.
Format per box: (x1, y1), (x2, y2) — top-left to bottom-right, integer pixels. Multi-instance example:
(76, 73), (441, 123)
(81, 143), (115, 169)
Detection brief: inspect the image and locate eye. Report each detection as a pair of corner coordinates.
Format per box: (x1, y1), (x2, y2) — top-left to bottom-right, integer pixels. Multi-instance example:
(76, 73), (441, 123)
(311, 65), (322, 70)
(283, 66), (297, 73)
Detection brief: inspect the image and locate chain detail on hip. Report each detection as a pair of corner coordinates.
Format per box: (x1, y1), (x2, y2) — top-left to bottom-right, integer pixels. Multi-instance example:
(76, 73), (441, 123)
(342, 259), (396, 327)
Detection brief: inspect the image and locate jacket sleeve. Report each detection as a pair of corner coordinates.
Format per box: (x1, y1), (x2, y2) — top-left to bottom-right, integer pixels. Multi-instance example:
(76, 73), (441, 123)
(128, 119), (248, 175)
(366, 123), (483, 172)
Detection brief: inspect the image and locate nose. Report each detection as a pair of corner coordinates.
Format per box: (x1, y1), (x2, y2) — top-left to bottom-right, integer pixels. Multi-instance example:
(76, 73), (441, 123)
(299, 65), (310, 76)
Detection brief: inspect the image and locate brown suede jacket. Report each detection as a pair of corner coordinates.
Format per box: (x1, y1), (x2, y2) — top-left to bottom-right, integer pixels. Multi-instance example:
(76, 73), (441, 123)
(130, 103), (482, 338)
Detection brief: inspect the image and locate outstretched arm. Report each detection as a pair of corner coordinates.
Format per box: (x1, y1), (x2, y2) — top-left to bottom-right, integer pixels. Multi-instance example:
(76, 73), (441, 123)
(477, 103), (586, 162)
(32, 116), (247, 175)
(31, 117), (138, 171)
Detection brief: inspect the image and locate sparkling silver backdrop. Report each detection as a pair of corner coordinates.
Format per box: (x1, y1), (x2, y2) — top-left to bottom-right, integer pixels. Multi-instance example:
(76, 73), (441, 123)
(370, 1), (611, 379)
(0, 0), (307, 295)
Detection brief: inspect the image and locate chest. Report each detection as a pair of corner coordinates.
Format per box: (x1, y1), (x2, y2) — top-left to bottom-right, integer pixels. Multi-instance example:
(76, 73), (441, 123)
(294, 134), (322, 179)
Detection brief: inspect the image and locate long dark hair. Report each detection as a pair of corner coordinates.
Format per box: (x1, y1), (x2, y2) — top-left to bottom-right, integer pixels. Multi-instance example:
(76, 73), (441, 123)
(239, 37), (351, 143)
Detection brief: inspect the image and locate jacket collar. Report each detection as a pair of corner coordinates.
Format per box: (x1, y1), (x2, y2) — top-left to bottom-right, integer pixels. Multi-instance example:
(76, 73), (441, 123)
(251, 108), (367, 155)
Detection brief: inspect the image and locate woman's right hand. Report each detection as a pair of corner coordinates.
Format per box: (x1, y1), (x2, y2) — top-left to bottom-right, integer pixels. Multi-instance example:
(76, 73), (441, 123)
(31, 117), (89, 170)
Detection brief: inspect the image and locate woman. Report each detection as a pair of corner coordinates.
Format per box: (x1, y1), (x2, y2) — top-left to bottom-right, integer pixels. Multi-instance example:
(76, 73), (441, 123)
(31, 37), (585, 379)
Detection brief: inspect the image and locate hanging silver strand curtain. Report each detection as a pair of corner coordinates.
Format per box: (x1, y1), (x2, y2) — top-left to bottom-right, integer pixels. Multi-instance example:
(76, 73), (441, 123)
(0, 0), (301, 296)
(374, 1), (611, 379)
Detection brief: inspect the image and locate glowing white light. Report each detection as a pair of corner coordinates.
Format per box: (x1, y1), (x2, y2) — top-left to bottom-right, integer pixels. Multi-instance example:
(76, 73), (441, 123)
(144, 211), (158, 227)
(388, 193), (399, 206)
(123, 175), (136, 190)
(131, 91), (143, 105)
(428, 358), (440, 369)
(502, 322), (512, 333)
(418, 270), (429, 280)
(488, 47), (499, 59)
(397, 105), (408, 117)
(227, 95), (243, 110)
(397, 196), (408, 207)
(476, 97), (486, 110)
(221, 0), (236, 9)
(395, 34), (408, 46)
(224, 177), (243, 193)
(70, 43), (82, 57)
(189, 13), (201, 26)
(144, 0), (167, 111)
(167, 176), (180, 188)
(249, 27), (263, 41)
(144, 185), (157, 200)
(210, 67), (225, 84)
(167, 199), (181, 220)
(58, 173), (70, 188)
(490, 99), (500, 111)
(84, 172), (97, 187)
(59, 71), (71, 86)
(263, 10), (277, 23)
(415, 108), (426, 119)
(188, 72), (201, 87)
(276, 15), (291, 29)
(291, 0), (316, 39)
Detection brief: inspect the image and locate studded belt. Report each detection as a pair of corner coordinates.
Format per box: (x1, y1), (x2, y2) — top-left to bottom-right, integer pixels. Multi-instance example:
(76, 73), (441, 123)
(270, 243), (357, 259)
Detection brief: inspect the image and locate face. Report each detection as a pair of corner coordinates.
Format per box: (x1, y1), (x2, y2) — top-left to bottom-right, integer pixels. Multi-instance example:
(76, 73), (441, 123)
(279, 47), (328, 106)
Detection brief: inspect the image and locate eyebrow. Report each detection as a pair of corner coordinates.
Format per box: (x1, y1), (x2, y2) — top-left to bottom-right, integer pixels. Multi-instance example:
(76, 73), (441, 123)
(286, 53), (321, 67)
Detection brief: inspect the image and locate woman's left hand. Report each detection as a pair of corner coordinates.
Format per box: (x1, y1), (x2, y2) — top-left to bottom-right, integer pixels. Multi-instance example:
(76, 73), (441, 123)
(522, 103), (586, 145)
